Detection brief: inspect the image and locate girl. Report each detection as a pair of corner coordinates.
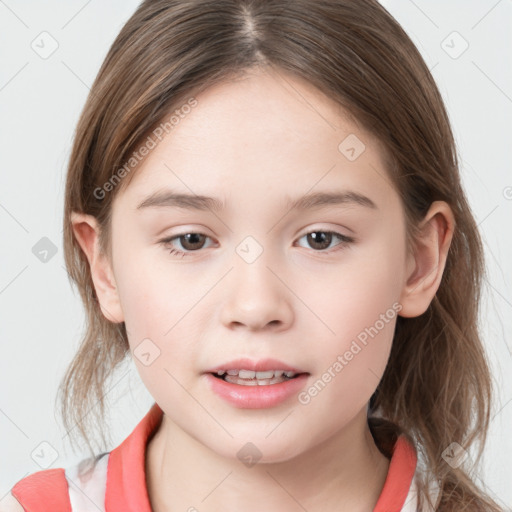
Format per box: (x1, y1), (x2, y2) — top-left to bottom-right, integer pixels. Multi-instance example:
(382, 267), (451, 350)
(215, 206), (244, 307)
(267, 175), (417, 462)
(5, 0), (504, 511)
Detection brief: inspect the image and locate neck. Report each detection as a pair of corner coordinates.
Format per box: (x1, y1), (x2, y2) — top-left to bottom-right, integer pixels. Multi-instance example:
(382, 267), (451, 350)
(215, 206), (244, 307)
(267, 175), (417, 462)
(146, 406), (390, 512)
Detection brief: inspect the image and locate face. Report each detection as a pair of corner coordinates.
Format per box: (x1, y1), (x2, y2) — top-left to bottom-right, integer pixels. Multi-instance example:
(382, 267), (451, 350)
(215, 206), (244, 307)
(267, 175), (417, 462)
(108, 67), (411, 462)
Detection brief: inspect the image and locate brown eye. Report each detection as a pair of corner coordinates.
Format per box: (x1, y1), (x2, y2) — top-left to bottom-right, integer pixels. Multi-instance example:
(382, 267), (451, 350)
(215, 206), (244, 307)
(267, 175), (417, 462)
(178, 233), (208, 251)
(296, 230), (354, 253)
(159, 232), (213, 258)
(306, 231), (333, 250)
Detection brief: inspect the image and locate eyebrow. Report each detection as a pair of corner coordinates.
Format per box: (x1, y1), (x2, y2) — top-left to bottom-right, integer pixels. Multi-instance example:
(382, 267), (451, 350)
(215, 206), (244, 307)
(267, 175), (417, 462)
(136, 189), (377, 212)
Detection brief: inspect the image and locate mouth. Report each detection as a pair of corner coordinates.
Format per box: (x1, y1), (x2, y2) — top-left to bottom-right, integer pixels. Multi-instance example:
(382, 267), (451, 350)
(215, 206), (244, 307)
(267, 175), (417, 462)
(210, 369), (309, 386)
(204, 362), (311, 408)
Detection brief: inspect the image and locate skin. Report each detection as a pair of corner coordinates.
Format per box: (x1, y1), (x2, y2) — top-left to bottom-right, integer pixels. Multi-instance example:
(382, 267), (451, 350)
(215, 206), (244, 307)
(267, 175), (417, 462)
(70, 66), (454, 512)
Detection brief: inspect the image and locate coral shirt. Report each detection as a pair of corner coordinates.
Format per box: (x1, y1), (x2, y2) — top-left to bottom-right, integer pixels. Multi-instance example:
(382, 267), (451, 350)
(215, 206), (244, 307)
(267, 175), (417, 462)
(11, 402), (424, 511)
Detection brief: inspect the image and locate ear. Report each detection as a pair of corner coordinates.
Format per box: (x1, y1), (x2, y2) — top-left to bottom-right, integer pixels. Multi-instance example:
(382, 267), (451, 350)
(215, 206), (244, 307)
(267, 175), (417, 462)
(398, 201), (455, 318)
(70, 212), (124, 323)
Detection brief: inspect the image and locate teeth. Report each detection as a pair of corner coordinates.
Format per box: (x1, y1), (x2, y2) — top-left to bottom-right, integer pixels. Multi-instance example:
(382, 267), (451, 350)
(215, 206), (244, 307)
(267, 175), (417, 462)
(215, 369), (297, 378)
(239, 370), (256, 379)
(254, 370), (274, 379)
(224, 374), (290, 386)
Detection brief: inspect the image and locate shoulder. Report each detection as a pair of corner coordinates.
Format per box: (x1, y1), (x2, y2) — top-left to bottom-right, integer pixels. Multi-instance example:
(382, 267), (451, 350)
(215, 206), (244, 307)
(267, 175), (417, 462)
(8, 468), (71, 512)
(0, 493), (25, 512)
(5, 453), (110, 512)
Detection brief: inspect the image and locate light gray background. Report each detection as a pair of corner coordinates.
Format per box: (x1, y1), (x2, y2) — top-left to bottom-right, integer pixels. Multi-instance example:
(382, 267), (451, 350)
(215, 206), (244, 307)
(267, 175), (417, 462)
(1, 0), (511, 508)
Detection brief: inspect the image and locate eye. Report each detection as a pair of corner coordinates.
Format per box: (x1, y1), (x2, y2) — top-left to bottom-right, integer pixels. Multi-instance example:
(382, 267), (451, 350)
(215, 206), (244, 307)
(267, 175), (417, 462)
(295, 230), (355, 254)
(159, 232), (214, 258)
(158, 229), (355, 258)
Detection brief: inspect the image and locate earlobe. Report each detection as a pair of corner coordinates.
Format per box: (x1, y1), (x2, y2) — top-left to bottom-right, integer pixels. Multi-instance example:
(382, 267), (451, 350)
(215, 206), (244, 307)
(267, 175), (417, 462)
(398, 201), (455, 318)
(70, 212), (124, 323)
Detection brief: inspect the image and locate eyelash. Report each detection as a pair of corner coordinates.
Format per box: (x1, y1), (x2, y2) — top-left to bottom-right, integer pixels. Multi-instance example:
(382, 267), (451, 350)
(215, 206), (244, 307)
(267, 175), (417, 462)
(158, 230), (355, 258)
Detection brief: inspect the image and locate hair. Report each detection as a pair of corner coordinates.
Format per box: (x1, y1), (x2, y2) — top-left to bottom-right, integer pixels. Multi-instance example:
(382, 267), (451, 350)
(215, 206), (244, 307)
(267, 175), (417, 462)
(57, 1), (503, 510)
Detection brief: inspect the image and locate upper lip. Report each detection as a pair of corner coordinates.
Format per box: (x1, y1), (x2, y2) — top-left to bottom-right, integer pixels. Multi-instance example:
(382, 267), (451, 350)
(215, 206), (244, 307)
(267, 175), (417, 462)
(205, 358), (308, 374)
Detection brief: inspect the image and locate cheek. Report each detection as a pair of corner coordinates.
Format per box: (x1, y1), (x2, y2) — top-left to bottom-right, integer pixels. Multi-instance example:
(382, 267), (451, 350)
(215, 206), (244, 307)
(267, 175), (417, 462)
(303, 239), (405, 337)
(298, 294), (399, 424)
(113, 234), (184, 324)
(302, 235), (405, 397)
(113, 247), (209, 367)
(114, 259), (199, 397)
(112, 251), (177, 366)
(116, 268), (167, 334)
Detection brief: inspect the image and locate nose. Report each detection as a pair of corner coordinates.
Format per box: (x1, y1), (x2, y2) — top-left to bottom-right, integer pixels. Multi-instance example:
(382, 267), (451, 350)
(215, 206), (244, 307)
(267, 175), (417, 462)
(219, 253), (294, 332)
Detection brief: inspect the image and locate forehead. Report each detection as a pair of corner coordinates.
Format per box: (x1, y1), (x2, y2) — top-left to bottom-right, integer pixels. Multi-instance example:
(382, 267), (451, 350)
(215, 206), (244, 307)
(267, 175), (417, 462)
(115, 68), (394, 208)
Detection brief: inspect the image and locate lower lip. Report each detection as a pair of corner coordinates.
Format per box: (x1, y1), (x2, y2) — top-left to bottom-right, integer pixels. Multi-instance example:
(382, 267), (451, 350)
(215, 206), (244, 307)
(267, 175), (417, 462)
(204, 373), (309, 409)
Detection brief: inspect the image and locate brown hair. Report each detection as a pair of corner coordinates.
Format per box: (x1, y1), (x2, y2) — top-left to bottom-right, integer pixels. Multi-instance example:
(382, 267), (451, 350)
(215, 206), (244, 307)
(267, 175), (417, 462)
(58, 1), (503, 510)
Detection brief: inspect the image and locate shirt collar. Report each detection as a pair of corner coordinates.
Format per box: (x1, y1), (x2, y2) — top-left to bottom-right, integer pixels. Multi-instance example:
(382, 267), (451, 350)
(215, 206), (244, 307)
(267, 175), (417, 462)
(105, 401), (162, 512)
(105, 402), (417, 512)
